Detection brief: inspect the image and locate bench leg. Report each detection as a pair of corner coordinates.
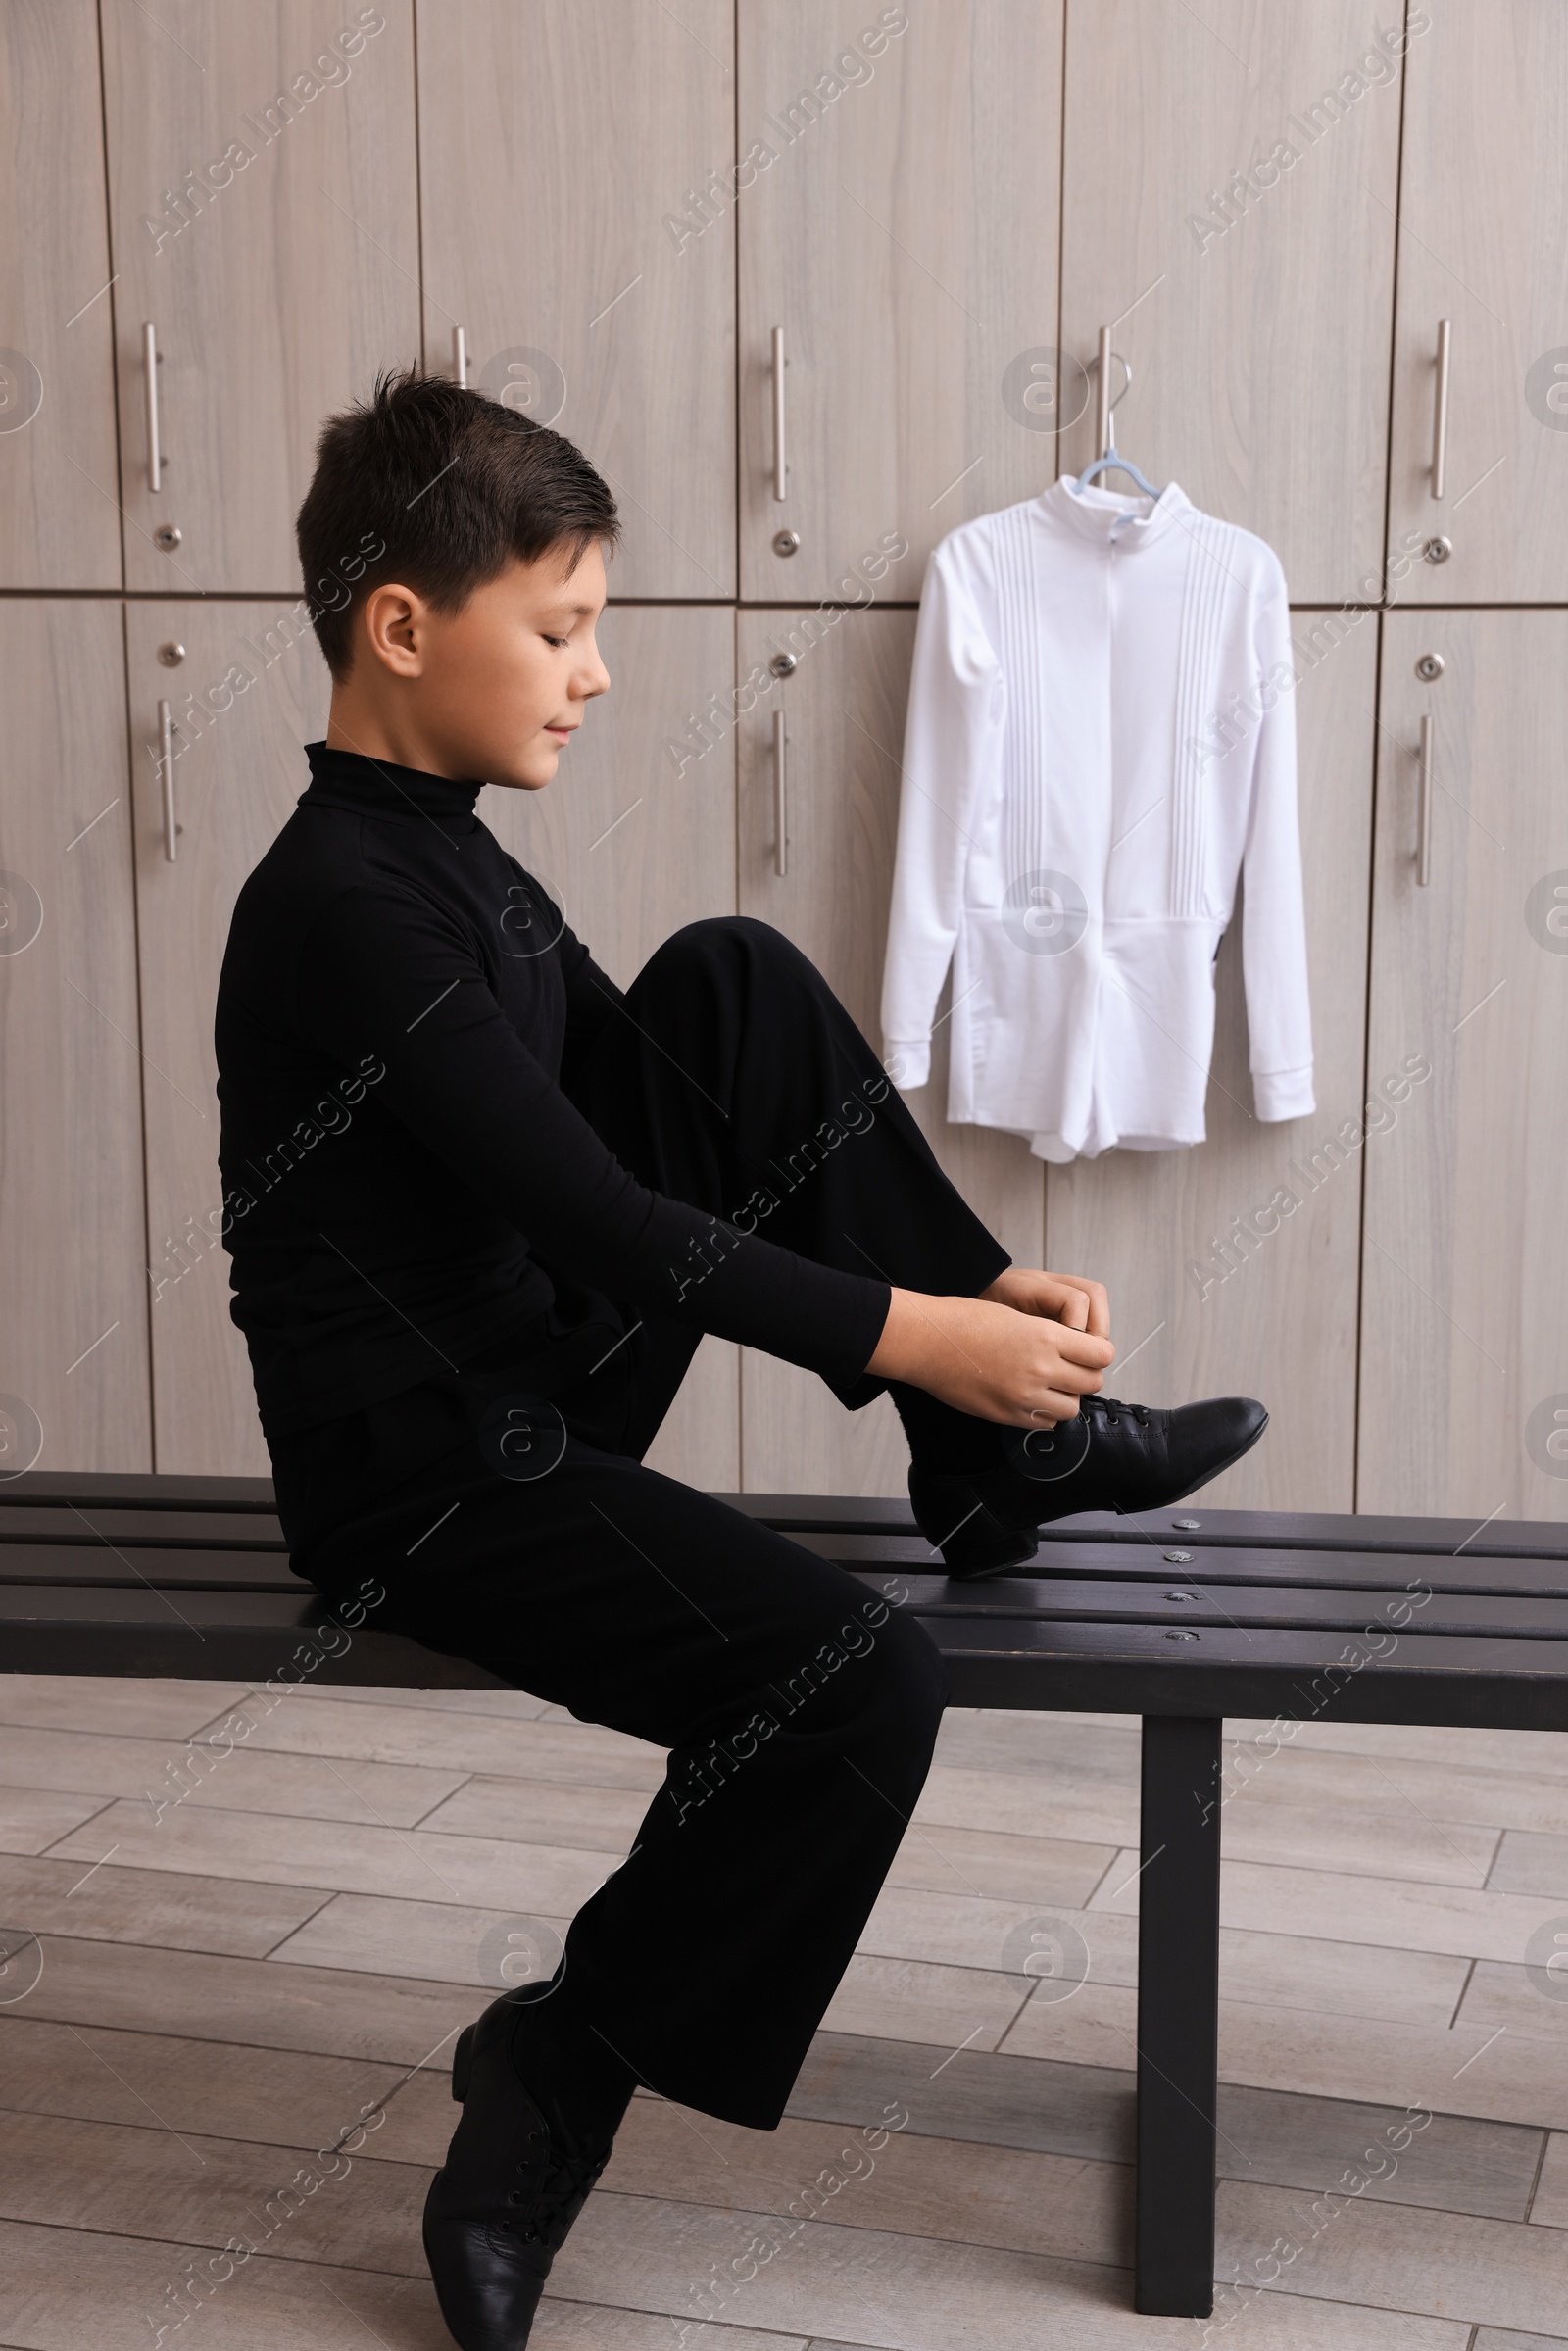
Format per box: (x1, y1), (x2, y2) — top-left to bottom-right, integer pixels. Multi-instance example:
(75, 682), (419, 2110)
(1134, 1713), (1222, 2318)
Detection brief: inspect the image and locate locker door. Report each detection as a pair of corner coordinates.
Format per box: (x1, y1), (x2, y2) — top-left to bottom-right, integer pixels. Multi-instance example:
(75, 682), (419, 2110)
(1043, 609), (1378, 1510)
(103, 2), (418, 593)
(1059, 0), (1403, 604)
(418, 0), (736, 600)
(738, 1), (1063, 605)
(1359, 612), (1568, 1518)
(1387, 3), (1568, 603)
(0, 602), (150, 1472)
(736, 605), (1044, 1495)
(126, 602), (330, 1473)
(0, 1), (122, 587)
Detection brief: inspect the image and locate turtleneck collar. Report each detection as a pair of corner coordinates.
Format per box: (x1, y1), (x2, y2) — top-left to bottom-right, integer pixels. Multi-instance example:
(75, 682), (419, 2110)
(301, 741), (485, 826)
(1040, 475), (1191, 549)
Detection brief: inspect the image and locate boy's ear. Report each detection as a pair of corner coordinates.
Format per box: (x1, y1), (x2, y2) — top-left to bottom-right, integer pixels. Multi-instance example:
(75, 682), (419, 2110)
(359, 582), (425, 678)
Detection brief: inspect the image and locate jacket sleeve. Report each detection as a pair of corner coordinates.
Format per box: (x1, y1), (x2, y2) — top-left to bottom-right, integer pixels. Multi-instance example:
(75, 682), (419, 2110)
(1241, 564), (1316, 1123)
(494, 855), (626, 1083)
(293, 882), (891, 1385)
(879, 537), (1002, 1090)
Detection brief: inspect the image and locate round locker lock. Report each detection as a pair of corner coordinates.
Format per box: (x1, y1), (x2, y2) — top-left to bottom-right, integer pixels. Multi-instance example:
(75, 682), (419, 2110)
(1164, 1549), (1195, 1563)
(1422, 534), (1453, 565)
(1165, 1591), (1196, 1603)
(1172, 1516), (1200, 1530)
(1415, 652), (1445, 682)
(1164, 1629), (1199, 1641)
(154, 524), (183, 551)
(157, 642), (185, 667)
(772, 528), (801, 558)
(769, 653), (798, 678)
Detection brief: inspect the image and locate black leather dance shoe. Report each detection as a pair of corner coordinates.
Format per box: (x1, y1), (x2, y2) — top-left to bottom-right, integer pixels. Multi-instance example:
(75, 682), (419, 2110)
(423, 1991), (615, 2351)
(908, 1393), (1268, 1580)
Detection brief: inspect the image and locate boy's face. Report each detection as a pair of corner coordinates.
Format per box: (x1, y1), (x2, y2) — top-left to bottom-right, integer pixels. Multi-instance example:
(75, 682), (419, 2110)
(334, 539), (611, 789)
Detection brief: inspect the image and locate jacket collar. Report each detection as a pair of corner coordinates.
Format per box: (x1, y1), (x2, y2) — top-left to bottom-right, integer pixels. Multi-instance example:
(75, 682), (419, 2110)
(300, 741), (485, 827)
(1040, 475), (1191, 549)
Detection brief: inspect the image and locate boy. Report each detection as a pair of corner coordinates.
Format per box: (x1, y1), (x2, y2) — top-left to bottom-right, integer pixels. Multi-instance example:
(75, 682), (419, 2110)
(216, 371), (1265, 2350)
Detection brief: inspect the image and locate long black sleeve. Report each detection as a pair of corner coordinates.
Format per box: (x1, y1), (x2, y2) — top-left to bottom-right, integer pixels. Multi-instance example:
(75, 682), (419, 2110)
(296, 880), (887, 1368)
(216, 745), (889, 1437)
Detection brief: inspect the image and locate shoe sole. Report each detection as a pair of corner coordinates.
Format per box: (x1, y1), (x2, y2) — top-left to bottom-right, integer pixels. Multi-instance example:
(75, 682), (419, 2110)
(953, 1407), (1271, 1581)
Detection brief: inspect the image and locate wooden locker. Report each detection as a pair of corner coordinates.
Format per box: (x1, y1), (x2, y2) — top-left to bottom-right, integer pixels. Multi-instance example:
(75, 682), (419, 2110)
(737, 0), (1063, 604)
(0, 1), (122, 587)
(736, 605), (1045, 1496)
(475, 604), (741, 1491)
(1359, 612), (1568, 1519)
(102, 1), (419, 593)
(126, 602), (331, 1474)
(1043, 609), (1378, 1511)
(417, 1), (736, 600)
(0, 602), (150, 1472)
(1058, 0), (1403, 605)
(1387, 1), (1568, 602)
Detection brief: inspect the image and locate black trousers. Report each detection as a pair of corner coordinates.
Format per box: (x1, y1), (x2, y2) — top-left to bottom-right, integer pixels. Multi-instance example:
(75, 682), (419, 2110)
(273, 919), (1008, 2129)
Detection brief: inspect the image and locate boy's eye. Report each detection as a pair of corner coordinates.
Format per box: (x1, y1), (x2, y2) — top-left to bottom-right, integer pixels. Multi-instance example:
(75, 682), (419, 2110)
(543, 634), (570, 649)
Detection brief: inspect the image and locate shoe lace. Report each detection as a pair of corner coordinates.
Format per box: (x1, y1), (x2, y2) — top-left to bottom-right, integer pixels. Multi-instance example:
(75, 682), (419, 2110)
(1085, 1395), (1151, 1430)
(508, 2134), (612, 2248)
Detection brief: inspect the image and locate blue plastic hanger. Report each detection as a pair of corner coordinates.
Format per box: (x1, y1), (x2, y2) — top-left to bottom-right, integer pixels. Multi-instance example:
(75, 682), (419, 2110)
(1073, 443), (1162, 499)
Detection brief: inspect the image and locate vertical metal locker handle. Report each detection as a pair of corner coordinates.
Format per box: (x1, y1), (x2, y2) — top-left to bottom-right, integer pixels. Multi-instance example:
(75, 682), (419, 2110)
(1430, 319), (1450, 501)
(1094, 324), (1112, 459)
(159, 699), (177, 863)
(453, 325), (467, 388)
(1416, 714), (1433, 887)
(770, 326), (787, 501)
(143, 322), (162, 492)
(772, 708), (787, 877)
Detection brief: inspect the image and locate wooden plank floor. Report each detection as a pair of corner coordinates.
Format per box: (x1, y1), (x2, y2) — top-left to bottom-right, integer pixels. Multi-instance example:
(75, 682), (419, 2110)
(0, 1680), (1563, 2349)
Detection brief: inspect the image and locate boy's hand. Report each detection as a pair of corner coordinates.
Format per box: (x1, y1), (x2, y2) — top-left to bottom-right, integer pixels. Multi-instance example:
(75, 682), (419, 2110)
(866, 1285), (1115, 1428)
(980, 1266), (1110, 1339)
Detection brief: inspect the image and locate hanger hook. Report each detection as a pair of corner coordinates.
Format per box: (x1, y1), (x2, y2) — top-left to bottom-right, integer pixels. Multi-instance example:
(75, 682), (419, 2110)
(1088, 347), (1132, 410)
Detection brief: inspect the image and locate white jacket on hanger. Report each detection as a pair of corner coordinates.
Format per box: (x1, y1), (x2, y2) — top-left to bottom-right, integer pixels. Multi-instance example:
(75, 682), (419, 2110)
(880, 478), (1315, 1161)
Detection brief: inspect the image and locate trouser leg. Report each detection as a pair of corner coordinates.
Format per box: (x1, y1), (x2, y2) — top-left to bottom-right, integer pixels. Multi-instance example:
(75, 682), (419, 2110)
(565, 916), (1010, 1456)
(301, 1411), (946, 2129)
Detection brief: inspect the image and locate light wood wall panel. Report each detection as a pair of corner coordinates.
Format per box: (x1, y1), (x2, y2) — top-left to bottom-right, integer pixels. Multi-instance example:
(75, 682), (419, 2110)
(0, 1), (122, 587)
(477, 604), (741, 1492)
(126, 602), (331, 1475)
(738, 0), (1063, 604)
(1059, 0), (1403, 603)
(417, 0), (736, 600)
(736, 606), (1045, 1495)
(1042, 610), (1378, 1511)
(103, 1), (419, 593)
(1388, 0), (1568, 602)
(1360, 611), (1568, 1520)
(0, 602), (150, 1472)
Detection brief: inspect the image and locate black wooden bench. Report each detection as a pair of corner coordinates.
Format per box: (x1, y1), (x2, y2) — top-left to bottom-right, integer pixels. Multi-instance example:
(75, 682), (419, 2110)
(3, 1469), (1566, 2319)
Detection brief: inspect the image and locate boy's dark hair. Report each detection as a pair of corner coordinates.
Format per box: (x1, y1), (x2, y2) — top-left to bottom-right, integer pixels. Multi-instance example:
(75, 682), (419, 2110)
(296, 368), (620, 678)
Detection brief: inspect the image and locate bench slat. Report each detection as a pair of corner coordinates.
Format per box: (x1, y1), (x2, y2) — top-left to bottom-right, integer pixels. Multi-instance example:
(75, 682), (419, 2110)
(7, 1530), (1566, 1612)
(788, 1532), (1568, 1597)
(0, 1471), (277, 1511)
(850, 1576), (1568, 1639)
(0, 1507), (287, 1550)
(0, 1543), (308, 1591)
(723, 1495), (1568, 1558)
(6, 1486), (1565, 1565)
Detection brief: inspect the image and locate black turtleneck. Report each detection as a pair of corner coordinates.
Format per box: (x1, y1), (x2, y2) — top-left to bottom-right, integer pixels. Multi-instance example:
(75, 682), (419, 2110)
(215, 744), (890, 1438)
